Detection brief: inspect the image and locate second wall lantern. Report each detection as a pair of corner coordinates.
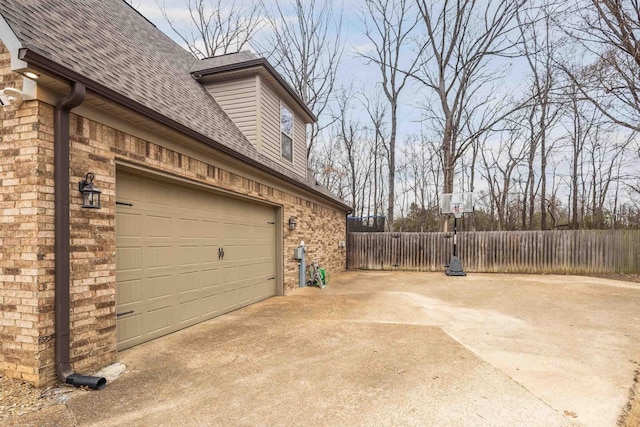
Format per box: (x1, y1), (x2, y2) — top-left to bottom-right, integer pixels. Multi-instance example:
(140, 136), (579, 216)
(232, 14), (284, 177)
(288, 216), (297, 230)
(78, 172), (101, 209)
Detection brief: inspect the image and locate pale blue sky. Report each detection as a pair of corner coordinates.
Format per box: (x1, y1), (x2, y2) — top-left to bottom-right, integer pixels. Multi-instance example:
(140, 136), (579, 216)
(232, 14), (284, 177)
(129, 0), (491, 142)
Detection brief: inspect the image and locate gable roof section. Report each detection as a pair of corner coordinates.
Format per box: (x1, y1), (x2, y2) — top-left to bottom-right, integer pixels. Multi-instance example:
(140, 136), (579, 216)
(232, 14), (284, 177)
(192, 52), (317, 123)
(0, 0), (349, 211)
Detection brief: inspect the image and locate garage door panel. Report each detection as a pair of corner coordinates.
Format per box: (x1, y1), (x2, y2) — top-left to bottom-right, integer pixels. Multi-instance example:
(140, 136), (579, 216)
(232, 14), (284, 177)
(222, 266), (242, 284)
(117, 212), (143, 237)
(199, 249), (219, 266)
(201, 284), (221, 298)
(248, 262), (268, 278)
(178, 271), (201, 293)
(144, 307), (174, 335)
(178, 218), (205, 238)
(116, 279), (142, 306)
(179, 244), (207, 265)
(218, 294), (239, 312)
(145, 275), (173, 300)
(144, 245), (174, 269)
(244, 246), (271, 261)
(146, 215), (172, 237)
(199, 296), (223, 318)
(253, 280), (277, 299)
(117, 313), (143, 345)
(116, 171), (276, 351)
(116, 244), (141, 267)
(200, 221), (219, 238)
(200, 279), (222, 294)
(178, 298), (200, 321)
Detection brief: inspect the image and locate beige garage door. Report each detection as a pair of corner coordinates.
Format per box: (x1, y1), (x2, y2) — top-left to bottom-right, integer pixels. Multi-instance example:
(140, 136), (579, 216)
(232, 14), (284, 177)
(115, 170), (277, 350)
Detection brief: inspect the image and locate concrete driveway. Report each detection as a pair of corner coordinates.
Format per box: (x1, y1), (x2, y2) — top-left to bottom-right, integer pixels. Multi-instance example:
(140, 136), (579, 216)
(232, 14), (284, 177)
(14, 272), (640, 426)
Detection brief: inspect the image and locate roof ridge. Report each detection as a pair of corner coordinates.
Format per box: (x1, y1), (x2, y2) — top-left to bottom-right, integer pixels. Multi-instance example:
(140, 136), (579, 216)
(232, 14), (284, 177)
(120, 0), (157, 29)
(200, 50), (257, 60)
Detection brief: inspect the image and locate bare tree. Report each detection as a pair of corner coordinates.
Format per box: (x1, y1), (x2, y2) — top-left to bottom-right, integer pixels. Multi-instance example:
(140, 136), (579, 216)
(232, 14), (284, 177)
(359, 0), (422, 231)
(586, 130), (633, 227)
(479, 129), (528, 230)
(309, 135), (346, 199)
(359, 90), (389, 223)
(414, 0), (526, 230)
(258, 0), (343, 158)
(559, 73), (603, 229)
(159, 0), (263, 57)
(312, 87), (388, 218)
(331, 88), (366, 213)
(402, 134), (438, 212)
(626, 142), (640, 200)
(396, 130), (444, 231)
(517, 3), (563, 230)
(559, 0), (640, 132)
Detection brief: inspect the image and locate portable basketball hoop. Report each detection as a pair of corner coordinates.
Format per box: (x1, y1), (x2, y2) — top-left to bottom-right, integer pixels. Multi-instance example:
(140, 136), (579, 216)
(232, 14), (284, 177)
(441, 193), (474, 276)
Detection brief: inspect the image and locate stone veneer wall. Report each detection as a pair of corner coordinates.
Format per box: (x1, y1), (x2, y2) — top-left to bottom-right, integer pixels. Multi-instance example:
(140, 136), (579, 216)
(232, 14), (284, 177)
(0, 44), (347, 387)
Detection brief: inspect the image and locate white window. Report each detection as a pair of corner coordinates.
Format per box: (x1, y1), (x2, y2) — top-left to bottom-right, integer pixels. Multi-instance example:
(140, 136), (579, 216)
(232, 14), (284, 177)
(280, 104), (293, 162)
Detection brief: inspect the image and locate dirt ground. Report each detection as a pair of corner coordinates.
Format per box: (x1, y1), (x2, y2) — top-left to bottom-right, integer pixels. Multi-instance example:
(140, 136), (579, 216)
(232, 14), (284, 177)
(620, 370), (640, 427)
(588, 273), (640, 284)
(588, 272), (639, 426)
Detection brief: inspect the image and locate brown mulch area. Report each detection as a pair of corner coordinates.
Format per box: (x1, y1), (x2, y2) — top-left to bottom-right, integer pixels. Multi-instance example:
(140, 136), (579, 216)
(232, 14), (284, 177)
(0, 375), (48, 419)
(0, 376), (72, 421)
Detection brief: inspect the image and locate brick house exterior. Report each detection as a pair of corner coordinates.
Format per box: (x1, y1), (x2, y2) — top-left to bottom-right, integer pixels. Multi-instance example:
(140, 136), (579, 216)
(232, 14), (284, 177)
(0, 2), (349, 387)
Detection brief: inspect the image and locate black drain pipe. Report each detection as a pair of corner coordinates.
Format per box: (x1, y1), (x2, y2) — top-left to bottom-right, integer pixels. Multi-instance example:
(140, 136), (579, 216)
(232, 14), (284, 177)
(54, 82), (106, 390)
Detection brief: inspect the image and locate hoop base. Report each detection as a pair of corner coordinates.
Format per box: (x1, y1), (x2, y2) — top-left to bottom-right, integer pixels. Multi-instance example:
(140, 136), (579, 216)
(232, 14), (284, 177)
(445, 256), (466, 276)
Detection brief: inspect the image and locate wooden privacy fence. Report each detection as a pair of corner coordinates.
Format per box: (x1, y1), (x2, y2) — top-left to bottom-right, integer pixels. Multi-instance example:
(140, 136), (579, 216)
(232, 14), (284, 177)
(347, 230), (640, 274)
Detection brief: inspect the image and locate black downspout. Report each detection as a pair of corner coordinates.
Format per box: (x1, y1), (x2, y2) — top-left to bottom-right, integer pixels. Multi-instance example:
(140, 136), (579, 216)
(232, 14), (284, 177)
(54, 82), (106, 390)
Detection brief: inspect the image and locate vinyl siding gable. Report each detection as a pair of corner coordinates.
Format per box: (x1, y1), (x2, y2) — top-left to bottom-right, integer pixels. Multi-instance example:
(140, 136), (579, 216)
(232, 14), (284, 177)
(204, 76), (258, 147)
(259, 78), (307, 179)
(202, 73), (308, 180)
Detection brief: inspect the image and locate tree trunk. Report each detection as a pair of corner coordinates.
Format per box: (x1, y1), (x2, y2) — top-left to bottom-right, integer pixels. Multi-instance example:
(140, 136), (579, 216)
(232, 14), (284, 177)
(387, 106), (397, 232)
(540, 132), (547, 230)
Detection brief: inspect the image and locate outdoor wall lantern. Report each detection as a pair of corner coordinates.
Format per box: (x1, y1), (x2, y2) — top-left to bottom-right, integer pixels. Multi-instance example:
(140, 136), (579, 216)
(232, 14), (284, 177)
(78, 172), (101, 209)
(288, 216), (297, 230)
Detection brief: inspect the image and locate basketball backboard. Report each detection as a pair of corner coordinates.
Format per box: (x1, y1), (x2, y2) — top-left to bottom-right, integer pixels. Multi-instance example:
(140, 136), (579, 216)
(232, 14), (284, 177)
(441, 193), (474, 217)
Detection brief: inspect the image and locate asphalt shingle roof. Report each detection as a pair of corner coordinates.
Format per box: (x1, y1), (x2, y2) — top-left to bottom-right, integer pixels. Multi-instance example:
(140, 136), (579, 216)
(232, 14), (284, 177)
(0, 0), (348, 209)
(190, 51), (259, 73)
(2, 0), (262, 159)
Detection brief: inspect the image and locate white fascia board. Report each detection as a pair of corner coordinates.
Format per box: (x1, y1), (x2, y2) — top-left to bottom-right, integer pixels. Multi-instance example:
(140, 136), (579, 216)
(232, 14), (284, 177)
(0, 14), (26, 70)
(0, 14), (36, 100)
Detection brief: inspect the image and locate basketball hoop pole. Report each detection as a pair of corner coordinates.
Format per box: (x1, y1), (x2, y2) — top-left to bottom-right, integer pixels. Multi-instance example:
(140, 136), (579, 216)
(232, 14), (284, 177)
(442, 193), (470, 276)
(445, 210), (466, 276)
(453, 216), (458, 257)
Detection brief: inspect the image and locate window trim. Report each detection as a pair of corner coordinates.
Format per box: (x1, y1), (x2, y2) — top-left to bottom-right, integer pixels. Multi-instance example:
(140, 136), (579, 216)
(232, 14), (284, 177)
(280, 103), (294, 163)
